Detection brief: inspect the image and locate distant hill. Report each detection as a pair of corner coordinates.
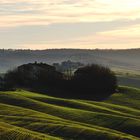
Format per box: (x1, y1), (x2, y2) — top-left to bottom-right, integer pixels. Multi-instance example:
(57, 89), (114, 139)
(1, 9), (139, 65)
(0, 48), (140, 72)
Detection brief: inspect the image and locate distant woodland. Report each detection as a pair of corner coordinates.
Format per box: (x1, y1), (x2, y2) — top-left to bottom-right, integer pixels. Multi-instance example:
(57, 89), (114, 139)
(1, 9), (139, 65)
(0, 48), (140, 73)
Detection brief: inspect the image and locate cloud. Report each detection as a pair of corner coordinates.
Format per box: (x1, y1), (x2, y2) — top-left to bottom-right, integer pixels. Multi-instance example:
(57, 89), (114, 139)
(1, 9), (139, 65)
(0, 19), (139, 45)
(0, 0), (140, 50)
(0, 0), (140, 27)
(18, 24), (140, 50)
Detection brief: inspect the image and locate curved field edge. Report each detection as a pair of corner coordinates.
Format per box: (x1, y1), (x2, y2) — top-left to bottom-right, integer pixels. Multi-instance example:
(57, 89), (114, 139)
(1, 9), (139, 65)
(0, 86), (140, 140)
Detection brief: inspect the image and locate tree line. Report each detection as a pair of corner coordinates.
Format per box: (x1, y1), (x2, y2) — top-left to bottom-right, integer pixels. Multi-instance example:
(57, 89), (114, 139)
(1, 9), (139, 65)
(0, 62), (117, 101)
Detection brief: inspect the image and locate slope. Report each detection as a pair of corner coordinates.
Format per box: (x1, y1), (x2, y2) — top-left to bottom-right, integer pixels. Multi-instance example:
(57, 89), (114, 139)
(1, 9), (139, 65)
(0, 86), (140, 140)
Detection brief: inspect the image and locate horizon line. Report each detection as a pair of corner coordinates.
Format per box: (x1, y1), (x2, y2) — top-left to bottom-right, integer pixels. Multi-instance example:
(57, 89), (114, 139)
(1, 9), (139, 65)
(0, 47), (140, 51)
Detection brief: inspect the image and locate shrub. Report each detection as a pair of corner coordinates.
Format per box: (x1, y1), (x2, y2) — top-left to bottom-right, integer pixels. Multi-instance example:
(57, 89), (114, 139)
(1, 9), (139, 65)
(69, 64), (117, 100)
(3, 63), (63, 90)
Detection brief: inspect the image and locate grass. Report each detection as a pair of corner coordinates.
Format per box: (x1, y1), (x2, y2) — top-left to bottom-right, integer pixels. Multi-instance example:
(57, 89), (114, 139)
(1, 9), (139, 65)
(112, 68), (140, 89)
(111, 67), (140, 78)
(0, 86), (140, 140)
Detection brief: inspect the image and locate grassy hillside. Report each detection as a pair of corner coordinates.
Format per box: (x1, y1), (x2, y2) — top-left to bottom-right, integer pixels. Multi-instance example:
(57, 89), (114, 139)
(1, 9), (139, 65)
(0, 86), (140, 140)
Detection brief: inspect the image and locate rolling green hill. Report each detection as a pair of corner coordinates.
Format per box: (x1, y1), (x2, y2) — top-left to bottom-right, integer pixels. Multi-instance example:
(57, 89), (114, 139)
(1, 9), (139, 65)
(0, 86), (140, 140)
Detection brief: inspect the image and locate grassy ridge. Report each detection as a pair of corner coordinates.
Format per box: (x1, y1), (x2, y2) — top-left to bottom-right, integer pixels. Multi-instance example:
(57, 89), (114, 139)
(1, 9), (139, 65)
(0, 86), (140, 140)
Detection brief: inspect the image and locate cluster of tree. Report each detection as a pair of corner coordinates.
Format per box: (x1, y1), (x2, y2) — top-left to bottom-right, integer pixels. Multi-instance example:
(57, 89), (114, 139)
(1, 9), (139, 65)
(2, 62), (63, 91)
(0, 62), (117, 100)
(70, 65), (117, 100)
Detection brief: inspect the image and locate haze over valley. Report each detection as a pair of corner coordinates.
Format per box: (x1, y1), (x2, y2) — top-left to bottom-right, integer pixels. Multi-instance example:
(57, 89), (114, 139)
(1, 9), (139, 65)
(0, 48), (140, 73)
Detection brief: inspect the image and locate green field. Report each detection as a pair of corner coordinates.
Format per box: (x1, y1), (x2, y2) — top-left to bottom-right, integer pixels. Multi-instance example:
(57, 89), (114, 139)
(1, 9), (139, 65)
(0, 86), (140, 140)
(111, 68), (140, 89)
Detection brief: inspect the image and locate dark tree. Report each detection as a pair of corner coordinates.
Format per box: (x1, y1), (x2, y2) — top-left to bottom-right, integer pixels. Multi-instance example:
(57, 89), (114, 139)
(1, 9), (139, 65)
(3, 62), (63, 91)
(2, 63), (117, 101)
(69, 64), (117, 100)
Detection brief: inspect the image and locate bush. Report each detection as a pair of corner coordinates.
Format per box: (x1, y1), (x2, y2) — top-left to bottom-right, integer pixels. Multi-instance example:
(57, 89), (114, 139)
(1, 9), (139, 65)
(69, 64), (117, 100)
(3, 63), (63, 90)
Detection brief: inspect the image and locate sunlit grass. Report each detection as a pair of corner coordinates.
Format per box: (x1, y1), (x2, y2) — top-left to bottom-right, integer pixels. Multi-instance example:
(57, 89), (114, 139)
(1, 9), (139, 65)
(0, 86), (140, 140)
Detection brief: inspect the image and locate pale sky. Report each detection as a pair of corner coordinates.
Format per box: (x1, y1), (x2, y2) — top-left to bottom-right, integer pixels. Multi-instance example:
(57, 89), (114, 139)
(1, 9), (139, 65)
(0, 0), (140, 50)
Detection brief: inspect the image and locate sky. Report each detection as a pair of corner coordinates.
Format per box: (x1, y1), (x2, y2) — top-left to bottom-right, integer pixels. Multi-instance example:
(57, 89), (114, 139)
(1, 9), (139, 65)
(0, 0), (140, 50)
